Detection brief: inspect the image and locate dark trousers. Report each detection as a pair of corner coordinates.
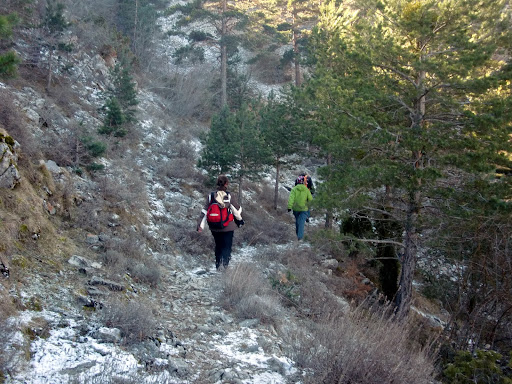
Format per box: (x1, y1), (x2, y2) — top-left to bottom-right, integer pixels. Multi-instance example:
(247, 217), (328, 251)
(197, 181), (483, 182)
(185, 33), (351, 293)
(211, 231), (234, 269)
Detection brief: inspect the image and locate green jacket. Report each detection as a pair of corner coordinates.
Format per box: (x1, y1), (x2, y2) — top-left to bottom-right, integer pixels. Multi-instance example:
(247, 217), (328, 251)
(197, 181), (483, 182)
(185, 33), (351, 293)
(287, 184), (313, 212)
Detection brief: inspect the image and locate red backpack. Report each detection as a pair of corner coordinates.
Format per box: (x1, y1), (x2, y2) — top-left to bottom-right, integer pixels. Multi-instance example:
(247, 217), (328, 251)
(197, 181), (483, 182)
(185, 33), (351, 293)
(206, 192), (234, 229)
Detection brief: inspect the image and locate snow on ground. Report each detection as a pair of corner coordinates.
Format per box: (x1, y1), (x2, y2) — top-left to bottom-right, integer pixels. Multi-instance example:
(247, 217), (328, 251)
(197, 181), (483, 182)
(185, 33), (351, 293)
(7, 244), (303, 384)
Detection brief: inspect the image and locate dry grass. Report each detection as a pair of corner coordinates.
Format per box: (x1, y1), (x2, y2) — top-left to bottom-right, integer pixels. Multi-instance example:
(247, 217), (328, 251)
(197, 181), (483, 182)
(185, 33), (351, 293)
(99, 297), (157, 344)
(287, 303), (436, 384)
(0, 282), (18, 380)
(233, 182), (296, 246)
(0, 92), (41, 162)
(221, 262), (282, 324)
(151, 66), (215, 121)
(237, 202), (294, 246)
(128, 259), (161, 288)
(0, 176), (59, 256)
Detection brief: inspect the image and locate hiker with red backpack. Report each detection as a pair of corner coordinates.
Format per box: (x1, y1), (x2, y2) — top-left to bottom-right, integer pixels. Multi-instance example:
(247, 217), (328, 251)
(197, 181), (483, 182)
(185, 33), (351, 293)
(287, 173), (313, 241)
(197, 175), (244, 270)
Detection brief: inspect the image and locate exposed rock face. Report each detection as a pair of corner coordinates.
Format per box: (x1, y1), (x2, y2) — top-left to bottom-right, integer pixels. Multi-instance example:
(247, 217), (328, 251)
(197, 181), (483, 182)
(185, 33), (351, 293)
(0, 128), (21, 189)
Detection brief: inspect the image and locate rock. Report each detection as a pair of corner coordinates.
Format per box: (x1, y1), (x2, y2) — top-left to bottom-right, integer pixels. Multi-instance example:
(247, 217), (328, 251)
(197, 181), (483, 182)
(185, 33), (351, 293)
(240, 343), (259, 353)
(168, 357), (188, 377)
(68, 255), (102, 270)
(221, 369), (237, 382)
(0, 130), (21, 189)
(44, 160), (62, 174)
(86, 233), (100, 244)
(210, 369), (225, 382)
(267, 357), (288, 375)
(210, 312), (232, 324)
(239, 319), (260, 328)
(0, 254), (10, 278)
(43, 200), (56, 215)
(177, 345), (186, 357)
(320, 259), (339, 269)
(88, 276), (124, 291)
(94, 327), (122, 343)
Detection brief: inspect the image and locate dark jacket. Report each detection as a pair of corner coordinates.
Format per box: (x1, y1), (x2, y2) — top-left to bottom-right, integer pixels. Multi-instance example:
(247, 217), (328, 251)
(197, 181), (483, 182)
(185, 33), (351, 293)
(197, 190), (242, 232)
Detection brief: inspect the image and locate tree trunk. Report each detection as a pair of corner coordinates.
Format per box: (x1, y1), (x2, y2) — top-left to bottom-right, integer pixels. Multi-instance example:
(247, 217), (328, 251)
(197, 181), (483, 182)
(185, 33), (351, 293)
(395, 64), (427, 316)
(74, 135), (80, 168)
(324, 152), (333, 229)
(46, 47), (53, 91)
(292, 7), (301, 87)
(395, 189), (420, 318)
(133, 0), (138, 55)
(220, 0), (227, 107)
(274, 158), (281, 210)
(238, 174), (243, 205)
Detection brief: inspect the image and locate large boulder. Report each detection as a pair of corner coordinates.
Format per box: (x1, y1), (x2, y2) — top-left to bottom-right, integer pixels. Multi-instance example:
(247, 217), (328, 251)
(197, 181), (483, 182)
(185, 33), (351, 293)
(0, 128), (21, 189)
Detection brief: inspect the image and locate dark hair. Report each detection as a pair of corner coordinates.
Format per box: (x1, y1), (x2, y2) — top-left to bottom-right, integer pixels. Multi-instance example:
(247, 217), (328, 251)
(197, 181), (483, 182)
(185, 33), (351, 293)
(216, 175), (229, 191)
(296, 173), (314, 190)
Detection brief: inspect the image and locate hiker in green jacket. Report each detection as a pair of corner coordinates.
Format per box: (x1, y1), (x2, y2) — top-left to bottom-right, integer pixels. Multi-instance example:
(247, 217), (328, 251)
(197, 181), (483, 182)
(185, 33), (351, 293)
(287, 174), (313, 241)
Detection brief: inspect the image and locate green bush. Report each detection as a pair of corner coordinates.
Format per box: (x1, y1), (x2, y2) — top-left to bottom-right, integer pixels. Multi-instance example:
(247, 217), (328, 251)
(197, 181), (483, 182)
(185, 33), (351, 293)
(443, 350), (512, 384)
(99, 98), (125, 136)
(82, 136), (106, 158)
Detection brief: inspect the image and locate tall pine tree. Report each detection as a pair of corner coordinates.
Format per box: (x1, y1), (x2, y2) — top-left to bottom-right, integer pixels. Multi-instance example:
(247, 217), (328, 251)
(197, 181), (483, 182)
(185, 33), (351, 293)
(42, 0), (68, 90)
(259, 91), (302, 209)
(302, 0), (512, 316)
(199, 103), (271, 203)
(166, 0), (248, 107)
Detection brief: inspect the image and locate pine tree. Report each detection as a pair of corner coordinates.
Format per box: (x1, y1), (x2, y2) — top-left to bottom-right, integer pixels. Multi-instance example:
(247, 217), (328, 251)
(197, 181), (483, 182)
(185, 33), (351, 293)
(116, 0), (160, 63)
(199, 106), (239, 176)
(199, 103), (271, 202)
(0, 13), (20, 78)
(110, 54), (138, 123)
(98, 51), (138, 137)
(259, 91), (302, 209)
(302, 0), (512, 316)
(42, 0), (68, 90)
(99, 98), (126, 137)
(239, 0), (321, 86)
(166, 0), (248, 107)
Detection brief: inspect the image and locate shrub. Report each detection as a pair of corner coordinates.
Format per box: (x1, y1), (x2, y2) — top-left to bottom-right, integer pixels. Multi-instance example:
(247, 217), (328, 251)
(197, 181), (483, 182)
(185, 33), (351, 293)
(443, 350), (512, 384)
(222, 262), (282, 324)
(164, 219), (214, 257)
(0, 283), (17, 381)
(0, 91), (41, 162)
(100, 297), (157, 344)
(249, 51), (289, 85)
(128, 260), (161, 288)
(151, 66), (215, 120)
(236, 204), (294, 246)
(101, 249), (128, 278)
(287, 305), (436, 384)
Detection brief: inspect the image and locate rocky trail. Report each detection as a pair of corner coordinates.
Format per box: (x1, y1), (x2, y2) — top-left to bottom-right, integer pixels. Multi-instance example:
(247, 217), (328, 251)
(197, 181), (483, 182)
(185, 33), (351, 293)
(5, 240), (306, 384)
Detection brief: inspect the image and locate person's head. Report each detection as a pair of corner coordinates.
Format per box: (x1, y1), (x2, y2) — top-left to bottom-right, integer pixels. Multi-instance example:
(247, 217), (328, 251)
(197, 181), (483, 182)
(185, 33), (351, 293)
(295, 175), (306, 186)
(217, 175), (229, 191)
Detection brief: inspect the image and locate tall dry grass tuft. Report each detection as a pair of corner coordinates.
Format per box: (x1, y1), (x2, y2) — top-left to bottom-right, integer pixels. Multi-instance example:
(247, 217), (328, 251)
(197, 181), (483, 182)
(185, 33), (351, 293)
(0, 283), (18, 380)
(221, 262), (282, 324)
(288, 303), (436, 384)
(99, 297), (157, 344)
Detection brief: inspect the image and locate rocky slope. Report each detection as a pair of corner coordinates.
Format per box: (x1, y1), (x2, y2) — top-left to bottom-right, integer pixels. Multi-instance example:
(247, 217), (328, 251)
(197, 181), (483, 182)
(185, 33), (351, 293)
(0, 15), (330, 382)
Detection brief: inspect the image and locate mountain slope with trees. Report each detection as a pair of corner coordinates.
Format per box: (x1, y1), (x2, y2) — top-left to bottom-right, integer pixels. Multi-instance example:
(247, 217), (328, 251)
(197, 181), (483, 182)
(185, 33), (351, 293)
(1, 0), (511, 383)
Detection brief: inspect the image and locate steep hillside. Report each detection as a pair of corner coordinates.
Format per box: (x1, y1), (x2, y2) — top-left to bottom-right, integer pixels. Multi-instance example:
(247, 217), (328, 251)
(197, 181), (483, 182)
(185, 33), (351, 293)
(0, 2), (443, 384)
